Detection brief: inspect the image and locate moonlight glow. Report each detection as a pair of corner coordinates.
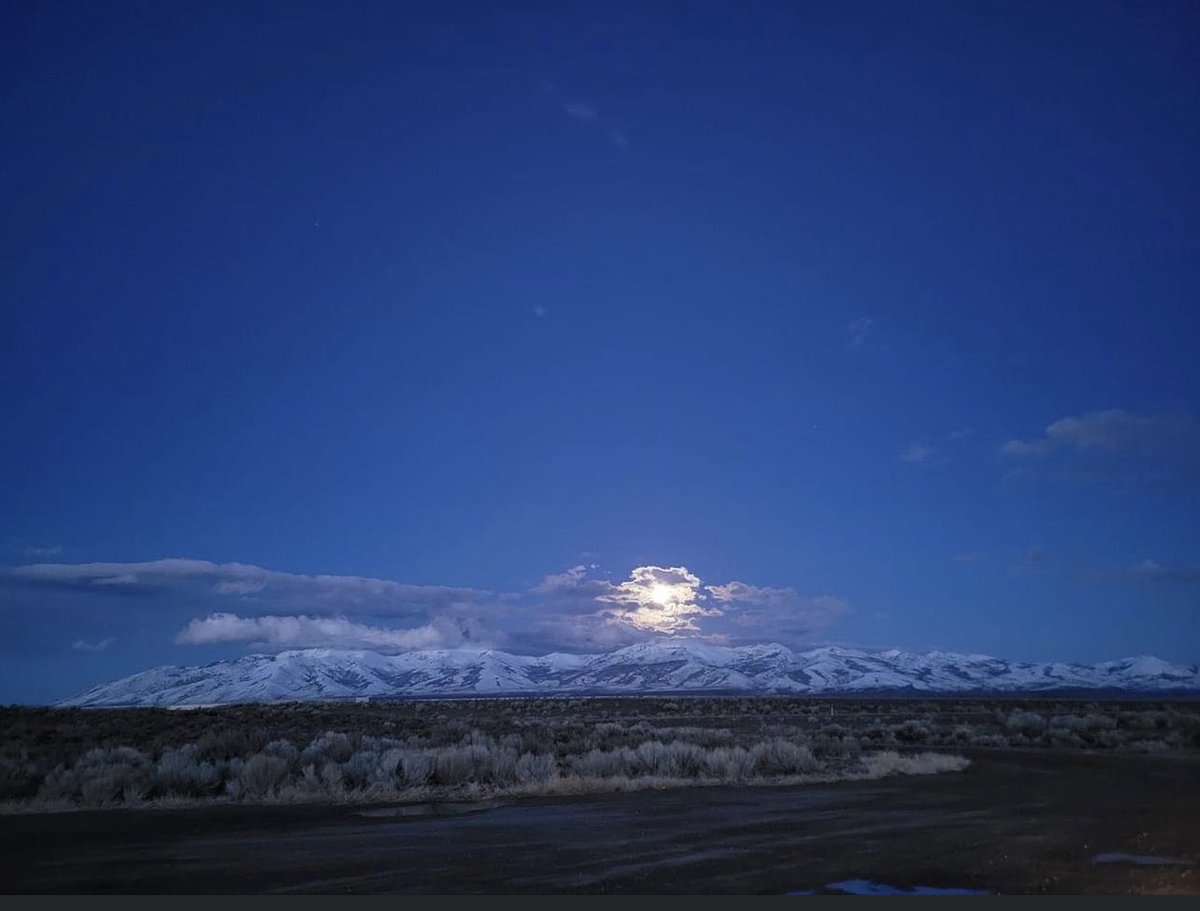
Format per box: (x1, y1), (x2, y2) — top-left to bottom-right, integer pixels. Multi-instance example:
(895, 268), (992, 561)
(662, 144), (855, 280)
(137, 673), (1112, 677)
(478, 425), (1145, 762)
(595, 566), (721, 635)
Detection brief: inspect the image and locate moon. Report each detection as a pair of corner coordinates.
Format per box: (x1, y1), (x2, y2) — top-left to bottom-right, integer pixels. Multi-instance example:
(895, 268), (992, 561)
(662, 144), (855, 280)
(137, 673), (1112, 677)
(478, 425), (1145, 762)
(650, 584), (673, 606)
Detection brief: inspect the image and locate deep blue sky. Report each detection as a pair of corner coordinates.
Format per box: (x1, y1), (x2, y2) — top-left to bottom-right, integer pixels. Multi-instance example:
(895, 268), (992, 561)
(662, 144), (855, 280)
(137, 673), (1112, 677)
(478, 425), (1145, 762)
(3, 1), (1199, 703)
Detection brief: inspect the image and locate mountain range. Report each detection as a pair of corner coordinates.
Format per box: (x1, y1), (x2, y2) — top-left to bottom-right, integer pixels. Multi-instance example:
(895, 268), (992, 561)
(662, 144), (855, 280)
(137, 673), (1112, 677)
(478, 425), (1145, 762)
(59, 641), (1200, 706)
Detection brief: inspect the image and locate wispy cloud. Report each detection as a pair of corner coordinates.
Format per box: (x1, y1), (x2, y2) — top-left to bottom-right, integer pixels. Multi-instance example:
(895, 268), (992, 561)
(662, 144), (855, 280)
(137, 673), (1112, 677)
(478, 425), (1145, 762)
(900, 441), (934, 464)
(846, 317), (874, 348)
(1000, 410), (1200, 489)
(705, 581), (850, 634)
(954, 552), (985, 564)
(1131, 559), (1200, 584)
(1002, 409), (1198, 459)
(1001, 438), (1052, 457)
(71, 637), (114, 652)
(22, 545), (63, 558)
(558, 99), (629, 149)
(1006, 549), (1050, 577)
(561, 101), (597, 121)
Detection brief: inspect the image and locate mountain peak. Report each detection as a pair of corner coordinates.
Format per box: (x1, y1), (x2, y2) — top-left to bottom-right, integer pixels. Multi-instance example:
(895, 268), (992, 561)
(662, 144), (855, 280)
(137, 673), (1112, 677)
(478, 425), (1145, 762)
(58, 643), (1200, 708)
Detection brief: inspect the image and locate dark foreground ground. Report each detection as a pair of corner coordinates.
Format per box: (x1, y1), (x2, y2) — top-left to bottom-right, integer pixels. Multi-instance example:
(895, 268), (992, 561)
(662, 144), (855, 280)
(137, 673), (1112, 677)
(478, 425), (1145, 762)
(1, 749), (1196, 894)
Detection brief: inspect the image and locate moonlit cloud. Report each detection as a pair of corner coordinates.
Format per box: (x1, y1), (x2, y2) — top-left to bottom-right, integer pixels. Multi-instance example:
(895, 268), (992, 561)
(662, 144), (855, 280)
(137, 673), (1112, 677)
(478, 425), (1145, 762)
(706, 581), (851, 633)
(527, 614), (651, 651)
(8, 558), (852, 656)
(531, 564), (592, 594)
(598, 565), (718, 634)
(528, 564), (618, 613)
(175, 613), (460, 651)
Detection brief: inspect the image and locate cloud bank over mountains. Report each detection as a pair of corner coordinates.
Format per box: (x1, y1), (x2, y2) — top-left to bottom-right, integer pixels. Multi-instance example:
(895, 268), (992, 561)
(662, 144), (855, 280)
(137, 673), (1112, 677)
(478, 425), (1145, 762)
(7, 558), (849, 656)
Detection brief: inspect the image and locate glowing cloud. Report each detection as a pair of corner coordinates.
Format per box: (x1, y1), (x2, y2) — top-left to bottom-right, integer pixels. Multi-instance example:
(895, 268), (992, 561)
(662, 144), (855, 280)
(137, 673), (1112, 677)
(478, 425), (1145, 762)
(598, 565), (721, 634)
(9, 558), (851, 655)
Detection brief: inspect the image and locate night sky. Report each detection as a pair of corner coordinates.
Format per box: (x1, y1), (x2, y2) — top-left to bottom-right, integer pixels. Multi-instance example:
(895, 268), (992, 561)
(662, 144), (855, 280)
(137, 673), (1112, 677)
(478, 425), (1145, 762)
(3, 1), (1198, 703)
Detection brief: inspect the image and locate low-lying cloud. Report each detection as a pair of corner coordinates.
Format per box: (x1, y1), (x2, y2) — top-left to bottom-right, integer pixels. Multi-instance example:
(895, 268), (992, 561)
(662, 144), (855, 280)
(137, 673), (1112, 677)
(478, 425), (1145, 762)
(8, 559), (851, 657)
(176, 614), (459, 651)
(9, 559), (487, 615)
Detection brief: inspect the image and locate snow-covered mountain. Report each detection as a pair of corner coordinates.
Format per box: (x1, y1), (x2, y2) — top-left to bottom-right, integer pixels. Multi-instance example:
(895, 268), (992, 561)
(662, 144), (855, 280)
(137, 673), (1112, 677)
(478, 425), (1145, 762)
(59, 641), (1200, 707)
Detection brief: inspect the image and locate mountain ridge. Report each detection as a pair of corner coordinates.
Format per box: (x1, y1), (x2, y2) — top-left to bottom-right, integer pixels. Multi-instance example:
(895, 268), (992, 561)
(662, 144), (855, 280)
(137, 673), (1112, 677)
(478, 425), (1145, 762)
(59, 641), (1200, 707)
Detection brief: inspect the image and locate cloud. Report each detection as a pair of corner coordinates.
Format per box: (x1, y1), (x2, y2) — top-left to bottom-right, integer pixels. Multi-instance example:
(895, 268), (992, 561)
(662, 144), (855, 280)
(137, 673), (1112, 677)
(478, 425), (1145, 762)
(22, 545), (62, 558)
(606, 127), (629, 149)
(71, 637), (114, 652)
(532, 305), (547, 318)
(597, 565), (718, 634)
(1023, 549), (1048, 564)
(1133, 559), (1165, 576)
(900, 441), (934, 463)
(561, 101), (597, 121)
(556, 98), (629, 149)
(529, 565), (851, 649)
(947, 428), (972, 441)
(8, 559), (487, 616)
(706, 582), (851, 633)
(1045, 411), (1158, 451)
(531, 564), (591, 594)
(525, 613), (653, 652)
(174, 613), (471, 652)
(10, 558), (851, 656)
(528, 564), (618, 611)
(954, 552), (985, 564)
(847, 317), (874, 348)
(1000, 410), (1200, 491)
(1132, 559), (1200, 584)
(1002, 409), (1198, 459)
(1001, 438), (1052, 457)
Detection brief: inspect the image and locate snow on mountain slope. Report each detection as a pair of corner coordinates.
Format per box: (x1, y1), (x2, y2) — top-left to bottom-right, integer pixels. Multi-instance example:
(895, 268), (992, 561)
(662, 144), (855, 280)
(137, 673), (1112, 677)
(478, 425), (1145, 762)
(59, 641), (1200, 707)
